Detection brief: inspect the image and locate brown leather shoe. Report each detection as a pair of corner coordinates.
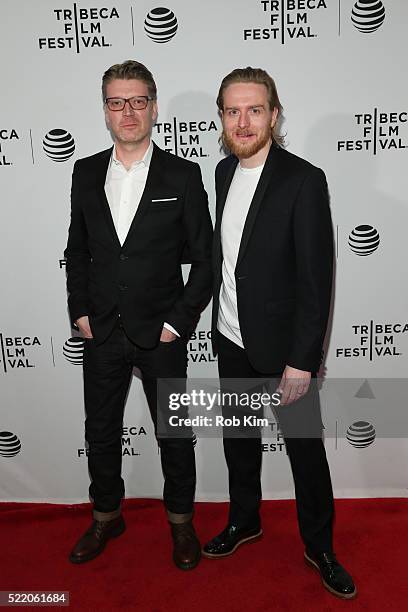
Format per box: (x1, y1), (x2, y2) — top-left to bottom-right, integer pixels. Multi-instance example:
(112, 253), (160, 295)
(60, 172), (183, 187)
(69, 515), (125, 564)
(169, 521), (201, 570)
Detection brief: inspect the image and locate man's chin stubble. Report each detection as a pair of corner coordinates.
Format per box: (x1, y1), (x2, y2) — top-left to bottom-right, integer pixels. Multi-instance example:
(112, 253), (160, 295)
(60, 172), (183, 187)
(223, 131), (270, 159)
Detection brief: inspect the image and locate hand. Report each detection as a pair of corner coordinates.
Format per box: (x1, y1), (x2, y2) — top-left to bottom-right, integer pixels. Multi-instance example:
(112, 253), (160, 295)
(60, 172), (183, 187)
(160, 327), (177, 343)
(76, 316), (93, 339)
(277, 365), (311, 406)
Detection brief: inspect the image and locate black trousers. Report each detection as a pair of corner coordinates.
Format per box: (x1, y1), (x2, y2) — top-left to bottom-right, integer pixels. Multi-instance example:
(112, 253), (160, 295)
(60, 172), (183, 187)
(217, 332), (334, 554)
(82, 324), (195, 515)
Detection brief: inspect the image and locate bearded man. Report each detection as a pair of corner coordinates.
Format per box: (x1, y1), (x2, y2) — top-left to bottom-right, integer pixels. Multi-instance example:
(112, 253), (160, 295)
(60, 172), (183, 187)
(202, 67), (356, 600)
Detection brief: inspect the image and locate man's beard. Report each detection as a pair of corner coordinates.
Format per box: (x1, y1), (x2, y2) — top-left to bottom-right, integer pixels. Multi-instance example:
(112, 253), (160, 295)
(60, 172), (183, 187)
(222, 126), (271, 159)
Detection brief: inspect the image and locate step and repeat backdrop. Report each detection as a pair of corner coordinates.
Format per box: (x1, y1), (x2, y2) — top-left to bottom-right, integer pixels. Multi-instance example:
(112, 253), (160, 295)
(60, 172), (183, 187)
(1, 0), (408, 503)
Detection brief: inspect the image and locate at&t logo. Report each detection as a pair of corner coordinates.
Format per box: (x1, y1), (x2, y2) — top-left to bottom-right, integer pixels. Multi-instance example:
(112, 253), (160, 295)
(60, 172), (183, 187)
(0, 431), (22, 457)
(43, 129), (75, 162)
(348, 225), (380, 256)
(351, 0), (386, 33)
(144, 7), (178, 43)
(38, 5), (119, 52)
(63, 337), (85, 364)
(346, 421), (376, 447)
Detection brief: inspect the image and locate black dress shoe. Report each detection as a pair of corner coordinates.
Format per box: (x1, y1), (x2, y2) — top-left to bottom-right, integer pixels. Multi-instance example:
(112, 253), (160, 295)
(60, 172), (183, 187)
(69, 516), (125, 564)
(202, 524), (262, 558)
(169, 521), (201, 570)
(304, 550), (357, 599)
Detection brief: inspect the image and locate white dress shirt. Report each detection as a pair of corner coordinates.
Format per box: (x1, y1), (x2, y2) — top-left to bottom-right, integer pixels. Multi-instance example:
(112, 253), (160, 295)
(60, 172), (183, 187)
(105, 141), (153, 245)
(104, 140), (179, 337)
(218, 162), (264, 347)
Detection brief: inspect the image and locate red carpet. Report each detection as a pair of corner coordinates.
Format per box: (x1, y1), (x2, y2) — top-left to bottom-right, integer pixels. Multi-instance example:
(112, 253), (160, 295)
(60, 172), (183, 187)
(2, 498), (408, 611)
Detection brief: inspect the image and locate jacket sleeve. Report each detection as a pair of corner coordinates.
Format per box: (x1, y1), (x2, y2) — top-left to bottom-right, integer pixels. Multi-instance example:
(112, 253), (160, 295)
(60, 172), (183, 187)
(64, 161), (91, 327)
(165, 163), (213, 336)
(287, 167), (333, 372)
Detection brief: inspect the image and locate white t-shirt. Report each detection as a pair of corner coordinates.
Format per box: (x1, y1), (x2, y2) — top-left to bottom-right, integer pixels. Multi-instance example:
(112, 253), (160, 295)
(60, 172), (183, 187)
(217, 162), (264, 347)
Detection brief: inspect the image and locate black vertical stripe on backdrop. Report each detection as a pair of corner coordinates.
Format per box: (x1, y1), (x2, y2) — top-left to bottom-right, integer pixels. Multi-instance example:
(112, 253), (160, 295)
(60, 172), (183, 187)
(130, 6), (135, 46)
(373, 107), (378, 156)
(0, 334), (7, 373)
(173, 117), (178, 156)
(281, 0), (285, 44)
(29, 129), (34, 164)
(73, 3), (80, 54)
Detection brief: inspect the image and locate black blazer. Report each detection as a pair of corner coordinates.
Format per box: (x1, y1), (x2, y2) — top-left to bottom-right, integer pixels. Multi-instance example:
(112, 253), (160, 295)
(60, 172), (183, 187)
(212, 143), (333, 373)
(65, 142), (213, 347)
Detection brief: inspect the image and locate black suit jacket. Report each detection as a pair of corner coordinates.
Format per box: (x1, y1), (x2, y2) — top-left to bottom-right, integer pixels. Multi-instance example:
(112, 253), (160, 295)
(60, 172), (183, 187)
(212, 143), (333, 373)
(65, 142), (213, 347)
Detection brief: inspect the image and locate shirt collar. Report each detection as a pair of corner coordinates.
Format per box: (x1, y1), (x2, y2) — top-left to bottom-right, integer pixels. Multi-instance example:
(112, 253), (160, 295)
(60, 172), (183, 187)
(111, 140), (153, 170)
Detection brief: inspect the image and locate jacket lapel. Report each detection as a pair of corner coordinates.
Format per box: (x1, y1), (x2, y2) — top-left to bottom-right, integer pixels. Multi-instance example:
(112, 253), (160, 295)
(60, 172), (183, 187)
(121, 142), (164, 248)
(94, 146), (122, 248)
(94, 142), (164, 250)
(214, 156), (238, 265)
(236, 143), (280, 268)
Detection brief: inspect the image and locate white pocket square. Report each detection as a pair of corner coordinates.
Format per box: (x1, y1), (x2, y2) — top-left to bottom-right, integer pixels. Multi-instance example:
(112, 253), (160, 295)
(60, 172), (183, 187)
(151, 197), (178, 203)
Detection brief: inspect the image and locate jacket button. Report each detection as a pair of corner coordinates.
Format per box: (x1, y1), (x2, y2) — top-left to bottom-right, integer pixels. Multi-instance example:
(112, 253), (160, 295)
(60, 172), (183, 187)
(120, 254), (128, 261)
(119, 284), (128, 291)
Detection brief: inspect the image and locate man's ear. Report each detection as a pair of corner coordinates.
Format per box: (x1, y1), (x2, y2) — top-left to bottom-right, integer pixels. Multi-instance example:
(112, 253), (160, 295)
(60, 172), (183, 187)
(152, 100), (158, 122)
(104, 104), (111, 129)
(271, 106), (279, 128)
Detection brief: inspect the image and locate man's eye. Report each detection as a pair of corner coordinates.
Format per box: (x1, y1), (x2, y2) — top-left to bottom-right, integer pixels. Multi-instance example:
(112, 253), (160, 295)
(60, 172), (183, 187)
(131, 98), (145, 107)
(228, 110), (239, 116)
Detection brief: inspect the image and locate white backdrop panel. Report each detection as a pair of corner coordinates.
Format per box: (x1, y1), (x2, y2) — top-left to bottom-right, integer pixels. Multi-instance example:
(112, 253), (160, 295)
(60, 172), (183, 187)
(1, 0), (407, 502)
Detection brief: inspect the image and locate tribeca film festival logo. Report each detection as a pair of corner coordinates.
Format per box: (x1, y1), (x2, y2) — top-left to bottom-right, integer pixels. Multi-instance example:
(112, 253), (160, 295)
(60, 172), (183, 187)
(351, 0), (385, 33)
(262, 422), (286, 453)
(64, 331), (217, 365)
(348, 225), (380, 256)
(0, 431), (22, 458)
(346, 421), (376, 447)
(0, 129), (20, 167)
(336, 322), (408, 360)
(43, 129), (75, 162)
(188, 330), (216, 364)
(38, 5), (119, 52)
(0, 334), (42, 373)
(77, 425), (147, 458)
(337, 110), (407, 154)
(242, 1), (388, 43)
(144, 7), (178, 43)
(154, 119), (217, 159)
(243, 0), (328, 43)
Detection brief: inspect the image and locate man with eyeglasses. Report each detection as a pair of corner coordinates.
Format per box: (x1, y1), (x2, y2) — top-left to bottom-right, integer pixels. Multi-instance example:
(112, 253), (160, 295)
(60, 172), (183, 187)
(65, 60), (212, 569)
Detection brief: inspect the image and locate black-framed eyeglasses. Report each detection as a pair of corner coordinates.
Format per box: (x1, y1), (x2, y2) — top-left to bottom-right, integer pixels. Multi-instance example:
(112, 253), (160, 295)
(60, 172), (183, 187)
(105, 96), (154, 111)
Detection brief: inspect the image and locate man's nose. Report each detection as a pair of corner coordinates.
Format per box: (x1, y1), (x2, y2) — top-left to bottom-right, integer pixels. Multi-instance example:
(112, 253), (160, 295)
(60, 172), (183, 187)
(123, 100), (135, 116)
(238, 110), (249, 128)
